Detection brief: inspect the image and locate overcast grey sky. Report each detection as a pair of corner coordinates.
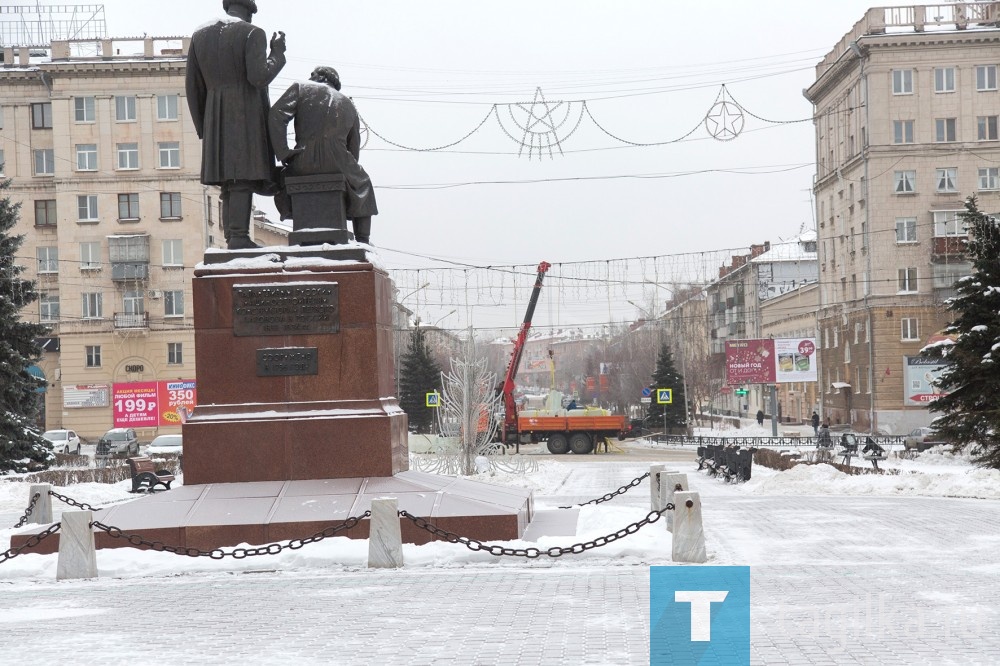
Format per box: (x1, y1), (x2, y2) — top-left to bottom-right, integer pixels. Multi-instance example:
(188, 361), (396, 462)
(89, 0), (882, 331)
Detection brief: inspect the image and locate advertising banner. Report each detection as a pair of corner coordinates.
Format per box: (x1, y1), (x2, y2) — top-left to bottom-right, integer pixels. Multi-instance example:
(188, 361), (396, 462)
(112, 380), (197, 427)
(726, 338), (818, 385)
(63, 384), (110, 409)
(904, 357), (948, 406)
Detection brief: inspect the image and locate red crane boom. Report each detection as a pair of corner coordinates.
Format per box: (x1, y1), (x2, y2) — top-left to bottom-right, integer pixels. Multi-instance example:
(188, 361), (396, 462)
(501, 261), (551, 439)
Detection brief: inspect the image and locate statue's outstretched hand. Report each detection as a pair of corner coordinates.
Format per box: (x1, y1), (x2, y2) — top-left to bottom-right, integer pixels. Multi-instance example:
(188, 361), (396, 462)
(271, 31), (286, 54)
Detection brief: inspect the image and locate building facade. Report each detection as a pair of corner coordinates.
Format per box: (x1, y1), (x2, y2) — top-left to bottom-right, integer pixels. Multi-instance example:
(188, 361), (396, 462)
(805, 3), (1000, 433)
(1, 37), (223, 441)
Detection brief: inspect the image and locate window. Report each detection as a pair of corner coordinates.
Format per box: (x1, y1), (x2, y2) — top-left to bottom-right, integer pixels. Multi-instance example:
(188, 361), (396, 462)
(901, 318), (919, 341)
(168, 342), (183, 365)
(160, 192), (182, 218)
(85, 345), (101, 368)
(123, 290), (145, 315)
(34, 200), (57, 227)
(892, 69), (913, 94)
(118, 193), (140, 220)
(39, 293), (59, 322)
(117, 143), (139, 170)
(164, 290), (184, 317)
(157, 142), (180, 168)
(856, 367), (863, 394)
(865, 319), (871, 342)
(157, 94), (179, 120)
(893, 120), (914, 144)
(935, 118), (957, 142)
(933, 210), (966, 236)
(34, 149), (55, 175)
(979, 167), (1000, 191)
(74, 96), (95, 122)
(895, 217), (917, 243)
(898, 268), (918, 293)
(162, 239), (183, 266)
(77, 195), (98, 222)
(936, 167), (958, 192)
(0, 149), (5, 175)
(80, 241), (101, 270)
(977, 65), (998, 91)
(82, 293), (103, 319)
(934, 67), (956, 92)
(31, 102), (52, 129)
(76, 144), (97, 171)
(894, 170), (916, 193)
(854, 322), (862, 344)
(978, 116), (999, 141)
(833, 328), (839, 348)
(36, 247), (58, 273)
(844, 343), (851, 364)
(115, 95), (136, 121)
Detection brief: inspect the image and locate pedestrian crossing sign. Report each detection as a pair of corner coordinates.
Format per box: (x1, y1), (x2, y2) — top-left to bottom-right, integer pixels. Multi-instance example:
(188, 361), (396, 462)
(657, 388), (673, 404)
(426, 392), (441, 408)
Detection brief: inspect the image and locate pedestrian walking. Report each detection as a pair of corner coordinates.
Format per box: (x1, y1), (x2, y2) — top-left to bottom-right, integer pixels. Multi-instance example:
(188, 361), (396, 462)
(756, 409), (765, 427)
(811, 411), (820, 436)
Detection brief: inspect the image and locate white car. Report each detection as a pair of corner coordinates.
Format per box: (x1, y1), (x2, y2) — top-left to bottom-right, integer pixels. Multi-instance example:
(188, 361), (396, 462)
(43, 429), (82, 455)
(147, 434), (182, 456)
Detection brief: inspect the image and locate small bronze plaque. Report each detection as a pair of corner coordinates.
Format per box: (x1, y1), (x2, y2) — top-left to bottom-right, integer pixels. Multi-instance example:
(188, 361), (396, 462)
(233, 282), (339, 337)
(256, 348), (319, 376)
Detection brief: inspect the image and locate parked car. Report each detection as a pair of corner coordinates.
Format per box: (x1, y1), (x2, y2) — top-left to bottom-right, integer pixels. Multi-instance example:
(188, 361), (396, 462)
(147, 434), (182, 456)
(96, 428), (140, 457)
(42, 429), (81, 455)
(903, 427), (946, 452)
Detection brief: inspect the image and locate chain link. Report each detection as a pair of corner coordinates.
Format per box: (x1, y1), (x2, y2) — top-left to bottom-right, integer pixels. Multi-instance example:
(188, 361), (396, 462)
(12, 492), (41, 529)
(90, 511), (371, 559)
(0, 523), (61, 565)
(48, 490), (103, 513)
(558, 472), (650, 509)
(399, 505), (673, 558)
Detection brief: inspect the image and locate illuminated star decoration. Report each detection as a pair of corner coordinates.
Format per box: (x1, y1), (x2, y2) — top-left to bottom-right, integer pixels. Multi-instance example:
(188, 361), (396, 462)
(704, 88), (745, 142)
(502, 87), (584, 160)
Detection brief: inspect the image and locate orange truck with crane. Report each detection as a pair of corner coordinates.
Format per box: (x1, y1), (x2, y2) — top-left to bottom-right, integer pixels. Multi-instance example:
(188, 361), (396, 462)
(500, 261), (627, 454)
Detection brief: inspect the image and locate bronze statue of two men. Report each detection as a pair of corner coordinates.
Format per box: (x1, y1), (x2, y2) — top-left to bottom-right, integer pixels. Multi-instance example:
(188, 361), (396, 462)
(186, 0), (377, 249)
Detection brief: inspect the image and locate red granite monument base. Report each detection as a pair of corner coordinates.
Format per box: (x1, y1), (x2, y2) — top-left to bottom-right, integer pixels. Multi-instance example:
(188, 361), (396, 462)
(10, 247), (534, 556)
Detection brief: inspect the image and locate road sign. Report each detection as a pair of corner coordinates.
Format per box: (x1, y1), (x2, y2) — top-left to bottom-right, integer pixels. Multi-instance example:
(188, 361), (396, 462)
(656, 388), (673, 405)
(425, 392), (441, 408)
(720, 386), (733, 394)
(641, 387), (653, 398)
(640, 397), (652, 404)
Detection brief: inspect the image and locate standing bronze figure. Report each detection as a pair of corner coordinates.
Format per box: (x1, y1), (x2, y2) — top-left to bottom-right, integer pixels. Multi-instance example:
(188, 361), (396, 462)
(186, 0), (286, 249)
(270, 67), (378, 245)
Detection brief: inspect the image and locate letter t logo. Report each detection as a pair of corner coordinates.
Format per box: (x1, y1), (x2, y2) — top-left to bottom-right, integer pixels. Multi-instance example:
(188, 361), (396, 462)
(674, 590), (729, 641)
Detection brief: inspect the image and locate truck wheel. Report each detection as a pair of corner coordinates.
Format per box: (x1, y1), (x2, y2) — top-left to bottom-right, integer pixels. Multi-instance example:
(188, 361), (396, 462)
(569, 433), (594, 455)
(547, 434), (569, 454)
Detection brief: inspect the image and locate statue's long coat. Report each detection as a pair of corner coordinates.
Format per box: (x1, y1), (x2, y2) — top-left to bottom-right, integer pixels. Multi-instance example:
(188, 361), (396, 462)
(186, 17), (285, 185)
(269, 81), (378, 218)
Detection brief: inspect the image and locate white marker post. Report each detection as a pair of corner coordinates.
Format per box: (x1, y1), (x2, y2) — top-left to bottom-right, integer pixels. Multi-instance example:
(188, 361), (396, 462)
(671, 491), (707, 563)
(57, 511), (98, 580)
(368, 498), (404, 569)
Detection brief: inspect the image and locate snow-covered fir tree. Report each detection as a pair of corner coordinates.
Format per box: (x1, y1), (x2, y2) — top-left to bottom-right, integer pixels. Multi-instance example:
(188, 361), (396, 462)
(399, 325), (442, 434)
(923, 196), (1000, 469)
(0, 179), (53, 474)
(647, 342), (686, 430)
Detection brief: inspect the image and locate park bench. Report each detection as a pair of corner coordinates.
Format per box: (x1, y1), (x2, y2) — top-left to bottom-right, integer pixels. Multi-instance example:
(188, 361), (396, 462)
(862, 438), (887, 471)
(697, 444), (753, 482)
(127, 456), (175, 493)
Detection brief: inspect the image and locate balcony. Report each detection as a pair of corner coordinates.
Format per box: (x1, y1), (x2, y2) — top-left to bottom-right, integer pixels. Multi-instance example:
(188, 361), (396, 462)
(931, 236), (967, 261)
(111, 262), (149, 281)
(114, 312), (149, 329)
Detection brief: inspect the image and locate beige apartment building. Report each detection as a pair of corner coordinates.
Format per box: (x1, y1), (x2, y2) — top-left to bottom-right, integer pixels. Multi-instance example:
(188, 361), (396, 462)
(805, 3), (1000, 433)
(1, 37), (224, 441)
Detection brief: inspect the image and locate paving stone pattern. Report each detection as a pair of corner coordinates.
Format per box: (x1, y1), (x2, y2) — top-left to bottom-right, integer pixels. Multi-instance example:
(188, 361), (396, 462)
(1, 461), (998, 665)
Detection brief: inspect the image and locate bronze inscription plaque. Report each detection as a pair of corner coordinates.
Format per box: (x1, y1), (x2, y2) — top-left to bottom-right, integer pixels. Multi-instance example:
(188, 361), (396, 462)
(232, 282), (339, 336)
(256, 348), (319, 376)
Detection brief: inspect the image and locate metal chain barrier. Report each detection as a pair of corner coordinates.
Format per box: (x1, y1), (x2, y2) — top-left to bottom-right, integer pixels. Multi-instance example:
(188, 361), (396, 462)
(0, 523), (61, 565)
(90, 511), (371, 559)
(558, 472), (650, 509)
(48, 490), (103, 513)
(12, 492), (41, 529)
(399, 505), (673, 559)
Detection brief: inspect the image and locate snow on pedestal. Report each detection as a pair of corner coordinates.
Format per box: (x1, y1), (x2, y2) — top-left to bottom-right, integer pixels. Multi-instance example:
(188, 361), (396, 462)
(56, 511), (98, 580)
(671, 491), (707, 564)
(29, 484), (52, 525)
(663, 473), (689, 533)
(368, 498), (404, 569)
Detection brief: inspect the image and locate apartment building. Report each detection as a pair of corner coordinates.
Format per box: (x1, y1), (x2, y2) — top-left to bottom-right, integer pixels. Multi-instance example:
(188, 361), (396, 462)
(805, 3), (1000, 433)
(0, 37), (224, 440)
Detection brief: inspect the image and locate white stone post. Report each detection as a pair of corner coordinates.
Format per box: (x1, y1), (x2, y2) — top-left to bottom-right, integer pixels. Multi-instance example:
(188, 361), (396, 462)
(649, 464), (665, 512)
(662, 473), (689, 532)
(368, 498), (404, 569)
(671, 491), (707, 564)
(29, 484), (53, 525)
(57, 511), (98, 580)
